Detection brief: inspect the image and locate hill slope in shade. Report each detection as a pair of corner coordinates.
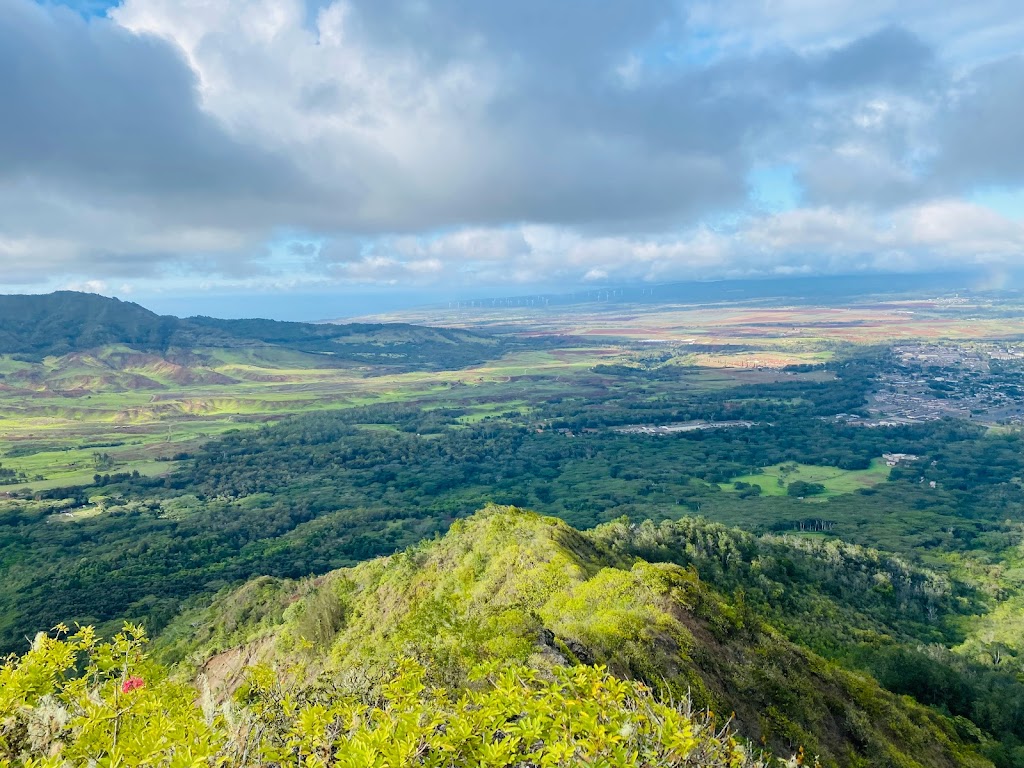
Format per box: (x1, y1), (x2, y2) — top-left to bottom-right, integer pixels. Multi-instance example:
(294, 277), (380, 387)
(0, 291), (193, 357)
(0, 291), (503, 372)
(189, 315), (502, 366)
(159, 506), (990, 768)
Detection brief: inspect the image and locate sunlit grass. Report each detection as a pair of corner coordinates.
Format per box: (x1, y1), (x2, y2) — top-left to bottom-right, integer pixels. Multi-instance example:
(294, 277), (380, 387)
(721, 459), (891, 499)
(0, 346), (639, 490)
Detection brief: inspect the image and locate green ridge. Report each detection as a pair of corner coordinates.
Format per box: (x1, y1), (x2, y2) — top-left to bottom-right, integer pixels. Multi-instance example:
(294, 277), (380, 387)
(159, 506), (992, 768)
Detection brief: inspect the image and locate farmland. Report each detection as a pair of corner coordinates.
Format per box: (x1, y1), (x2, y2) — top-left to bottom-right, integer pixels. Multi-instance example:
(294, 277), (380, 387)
(5, 289), (1024, 494)
(367, 293), (1024, 348)
(0, 346), (627, 492)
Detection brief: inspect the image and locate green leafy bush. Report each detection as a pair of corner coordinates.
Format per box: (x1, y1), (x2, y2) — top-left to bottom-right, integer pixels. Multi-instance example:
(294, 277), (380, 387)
(1, 624), (221, 767)
(1, 624), (767, 768)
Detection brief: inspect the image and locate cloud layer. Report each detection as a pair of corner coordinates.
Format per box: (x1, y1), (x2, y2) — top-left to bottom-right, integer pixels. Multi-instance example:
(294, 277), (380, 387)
(2, 0), (1024, 299)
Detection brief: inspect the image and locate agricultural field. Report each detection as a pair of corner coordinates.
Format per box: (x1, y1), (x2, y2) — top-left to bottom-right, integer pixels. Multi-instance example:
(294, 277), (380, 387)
(368, 294), (1024, 364)
(6, 288), (1024, 495)
(0, 345), (630, 492)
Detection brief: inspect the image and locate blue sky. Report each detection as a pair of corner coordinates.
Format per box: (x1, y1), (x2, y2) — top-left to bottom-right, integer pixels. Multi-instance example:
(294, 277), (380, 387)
(971, 187), (1024, 221)
(1, 0), (1023, 318)
(58, 0), (114, 14)
(747, 166), (803, 213)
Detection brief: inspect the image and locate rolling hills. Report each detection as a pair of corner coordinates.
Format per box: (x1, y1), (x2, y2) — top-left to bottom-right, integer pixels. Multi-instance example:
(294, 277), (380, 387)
(0, 292), (516, 493)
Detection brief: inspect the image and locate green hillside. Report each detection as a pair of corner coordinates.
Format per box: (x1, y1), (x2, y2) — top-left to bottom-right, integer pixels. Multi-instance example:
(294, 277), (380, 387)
(189, 316), (502, 367)
(156, 506), (991, 768)
(0, 291), (194, 357)
(0, 291), (502, 369)
(3, 295), (1024, 767)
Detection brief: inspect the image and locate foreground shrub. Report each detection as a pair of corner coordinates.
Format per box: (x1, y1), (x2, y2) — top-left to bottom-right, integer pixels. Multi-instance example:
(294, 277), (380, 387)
(1, 625), (765, 767)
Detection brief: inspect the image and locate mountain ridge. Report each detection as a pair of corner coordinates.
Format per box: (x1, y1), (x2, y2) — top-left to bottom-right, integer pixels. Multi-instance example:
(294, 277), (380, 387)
(0, 290), (502, 371)
(157, 506), (991, 768)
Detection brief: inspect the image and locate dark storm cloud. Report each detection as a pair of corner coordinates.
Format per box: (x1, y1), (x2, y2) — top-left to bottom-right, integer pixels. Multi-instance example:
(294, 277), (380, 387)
(2, 0), (1024, 291)
(341, 0), (682, 73)
(814, 25), (936, 90)
(0, 0), (313, 223)
(933, 55), (1024, 187)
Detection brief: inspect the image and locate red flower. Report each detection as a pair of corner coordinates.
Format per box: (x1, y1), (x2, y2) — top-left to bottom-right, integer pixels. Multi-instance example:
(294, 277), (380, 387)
(121, 676), (145, 693)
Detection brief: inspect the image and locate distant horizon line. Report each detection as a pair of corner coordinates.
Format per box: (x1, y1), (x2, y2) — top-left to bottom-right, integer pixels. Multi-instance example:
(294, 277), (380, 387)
(2, 267), (1015, 324)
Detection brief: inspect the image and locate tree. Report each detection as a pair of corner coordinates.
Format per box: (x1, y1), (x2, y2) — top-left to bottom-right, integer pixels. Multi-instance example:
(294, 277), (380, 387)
(787, 480), (826, 498)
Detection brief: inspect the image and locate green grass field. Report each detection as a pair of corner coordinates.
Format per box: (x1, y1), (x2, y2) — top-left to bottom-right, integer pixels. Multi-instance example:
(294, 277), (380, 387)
(0, 345), (638, 491)
(0, 330), (882, 496)
(2, 295), (941, 497)
(721, 459), (891, 499)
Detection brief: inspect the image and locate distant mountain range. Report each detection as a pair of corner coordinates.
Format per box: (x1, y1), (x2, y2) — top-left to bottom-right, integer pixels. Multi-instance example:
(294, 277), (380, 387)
(0, 291), (500, 367)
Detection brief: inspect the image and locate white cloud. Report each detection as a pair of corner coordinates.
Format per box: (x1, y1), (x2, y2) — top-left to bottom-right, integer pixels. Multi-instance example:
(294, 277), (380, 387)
(1, 0), (1024, 297)
(59, 279), (109, 294)
(687, 0), (1024, 64)
(310, 200), (1024, 287)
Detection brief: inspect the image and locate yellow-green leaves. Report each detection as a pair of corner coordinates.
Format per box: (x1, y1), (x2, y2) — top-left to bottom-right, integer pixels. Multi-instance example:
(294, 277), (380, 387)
(1, 625), (224, 768)
(242, 659), (762, 768)
(1, 623), (763, 768)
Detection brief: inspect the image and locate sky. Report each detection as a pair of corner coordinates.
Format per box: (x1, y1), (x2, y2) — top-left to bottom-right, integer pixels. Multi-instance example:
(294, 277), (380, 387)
(2, 0), (1024, 318)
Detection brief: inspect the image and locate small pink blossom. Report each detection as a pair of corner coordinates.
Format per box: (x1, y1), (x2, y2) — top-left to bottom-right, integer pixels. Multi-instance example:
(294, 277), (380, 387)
(121, 676), (145, 693)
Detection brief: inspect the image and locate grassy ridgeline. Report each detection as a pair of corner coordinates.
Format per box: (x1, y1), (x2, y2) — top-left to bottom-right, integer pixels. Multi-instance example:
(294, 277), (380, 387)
(154, 507), (990, 768)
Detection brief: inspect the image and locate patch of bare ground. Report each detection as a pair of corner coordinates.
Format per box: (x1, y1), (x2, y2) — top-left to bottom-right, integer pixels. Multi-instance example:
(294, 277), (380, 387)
(199, 636), (277, 699)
